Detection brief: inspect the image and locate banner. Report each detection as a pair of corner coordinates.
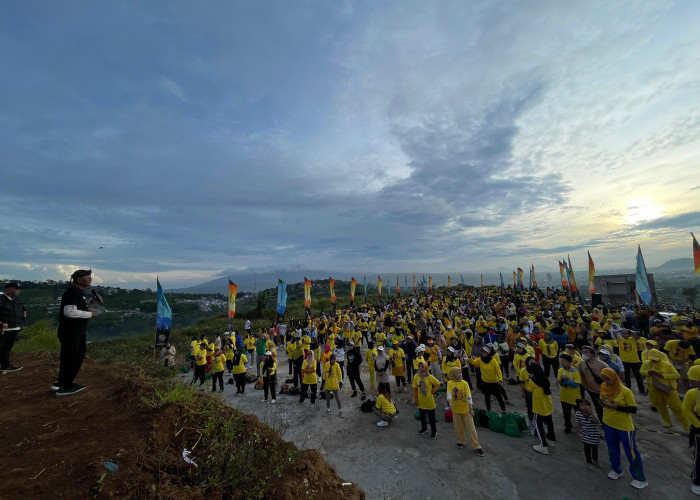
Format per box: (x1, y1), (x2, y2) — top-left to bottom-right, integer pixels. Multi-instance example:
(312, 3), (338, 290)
(276, 279), (287, 315)
(396, 276), (400, 295)
(228, 279), (238, 319)
(559, 261), (569, 288)
(329, 277), (336, 304)
(635, 246), (652, 305)
(156, 278), (172, 347)
(588, 252), (596, 294)
(428, 276), (433, 291)
(693, 232), (700, 276)
(350, 277), (357, 303)
(512, 270), (516, 287)
(562, 260), (571, 289)
(567, 255), (579, 293)
(500, 272), (504, 288)
(517, 268), (524, 287)
(532, 265), (537, 288)
(378, 276), (382, 296)
(304, 278), (311, 309)
(448, 275), (452, 288)
(461, 274), (466, 288)
(413, 274), (417, 291)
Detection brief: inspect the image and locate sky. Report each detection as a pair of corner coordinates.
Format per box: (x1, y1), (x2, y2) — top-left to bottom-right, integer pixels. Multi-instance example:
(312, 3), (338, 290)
(1, 1), (699, 289)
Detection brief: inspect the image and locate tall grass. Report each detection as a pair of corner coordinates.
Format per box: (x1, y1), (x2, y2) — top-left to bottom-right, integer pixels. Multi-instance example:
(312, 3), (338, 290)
(13, 319), (60, 354)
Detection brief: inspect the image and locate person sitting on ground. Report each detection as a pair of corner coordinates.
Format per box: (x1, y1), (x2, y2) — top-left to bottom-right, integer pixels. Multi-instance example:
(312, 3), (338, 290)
(374, 382), (397, 427)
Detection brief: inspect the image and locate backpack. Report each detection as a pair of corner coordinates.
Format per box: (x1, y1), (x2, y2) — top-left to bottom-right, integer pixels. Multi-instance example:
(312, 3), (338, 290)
(360, 399), (375, 412)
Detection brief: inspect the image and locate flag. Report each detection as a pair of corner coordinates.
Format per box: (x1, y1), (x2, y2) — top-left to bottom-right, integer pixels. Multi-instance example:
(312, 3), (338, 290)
(422, 275), (426, 291)
(528, 266), (532, 289)
(396, 276), (400, 295)
(228, 279), (237, 319)
(532, 265), (537, 288)
(387, 281), (391, 298)
(304, 277), (311, 308)
(693, 232), (700, 276)
(378, 276), (382, 296)
(404, 275), (408, 292)
(559, 261), (569, 288)
(448, 275), (452, 288)
(276, 279), (287, 315)
(350, 277), (357, 303)
(588, 252), (596, 294)
(500, 272), (504, 288)
(480, 274), (484, 288)
(413, 274), (417, 291)
(512, 270), (516, 287)
(517, 268), (524, 287)
(567, 255), (579, 293)
(329, 277), (336, 303)
(562, 260), (571, 289)
(635, 245), (652, 306)
(156, 278), (172, 347)
(461, 274), (466, 288)
(428, 276), (433, 291)
(364, 276), (367, 303)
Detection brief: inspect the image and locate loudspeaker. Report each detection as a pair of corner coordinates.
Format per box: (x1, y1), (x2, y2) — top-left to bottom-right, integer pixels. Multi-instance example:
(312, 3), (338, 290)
(591, 293), (603, 307)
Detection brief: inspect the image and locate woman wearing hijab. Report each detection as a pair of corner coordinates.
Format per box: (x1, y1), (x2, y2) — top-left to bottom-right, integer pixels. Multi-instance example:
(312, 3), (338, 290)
(640, 348), (689, 432)
(682, 365), (700, 496)
(231, 345), (248, 395)
(412, 360), (440, 439)
(600, 367), (648, 489)
(469, 346), (506, 413)
(299, 349), (318, 408)
(528, 362), (555, 454)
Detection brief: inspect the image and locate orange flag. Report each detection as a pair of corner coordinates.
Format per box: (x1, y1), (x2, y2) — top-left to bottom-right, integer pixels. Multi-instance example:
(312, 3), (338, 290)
(378, 276), (382, 296)
(329, 277), (336, 303)
(588, 252), (596, 294)
(304, 278), (311, 308)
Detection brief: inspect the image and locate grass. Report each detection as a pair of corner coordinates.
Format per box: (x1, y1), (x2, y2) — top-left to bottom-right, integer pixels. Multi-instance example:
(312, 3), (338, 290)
(13, 319), (60, 354)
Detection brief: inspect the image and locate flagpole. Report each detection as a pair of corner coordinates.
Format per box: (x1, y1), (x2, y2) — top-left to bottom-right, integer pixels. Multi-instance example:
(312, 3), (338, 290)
(275, 277), (279, 327)
(228, 276), (232, 333)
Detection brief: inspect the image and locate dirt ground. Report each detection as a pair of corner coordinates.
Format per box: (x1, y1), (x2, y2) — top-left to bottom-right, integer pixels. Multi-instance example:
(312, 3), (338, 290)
(176, 345), (699, 500)
(0, 352), (363, 500)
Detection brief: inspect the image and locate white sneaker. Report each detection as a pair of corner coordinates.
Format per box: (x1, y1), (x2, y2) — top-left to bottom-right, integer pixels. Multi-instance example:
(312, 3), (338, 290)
(691, 484), (700, 496)
(339, 409), (344, 418)
(607, 470), (622, 480)
(271, 399), (276, 404)
(326, 408), (332, 415)
(532, 444), (549, 455)
(260, 398), (267, 403)
(377, 420), (389, 427)
(631, 480), (648, 489)
(444, 405), (450, 411)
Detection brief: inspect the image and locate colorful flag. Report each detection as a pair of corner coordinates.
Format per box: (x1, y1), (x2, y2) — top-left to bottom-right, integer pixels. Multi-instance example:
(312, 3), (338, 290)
(532, 265), (537, 288)
(350, 277), (357, 303)
(378, 276), (382, 296)
(276, 279), (287, 315)
(588, 252), (596, 294)
(562, 260), (571, 289)
(567, 255), (579, 293)
(304, 277), (311, 308)
(517, 268), (524, 287)
(156, 278), (172, 347)
(693, 232), (700, 276)
(422, 275), (427, 291)
(500, 272), (504, 288)
(448, 275), (452, 288)
(559, 261), (569, 288)
(480, 274), (484, 288)
(428, 276), (433, 291)
(404, 275), (408, 292)
(635, 245), (652, 305)
(329, 277), (336, 303)
(528, 267), (533, 289)
(413, 274), (417, 291)
(512, 270), (516, 287)
(396, 276), (400, 295)
(364, 276), (367, 303)
(227, 279), (237, 320)
(461, 274), (466, 288)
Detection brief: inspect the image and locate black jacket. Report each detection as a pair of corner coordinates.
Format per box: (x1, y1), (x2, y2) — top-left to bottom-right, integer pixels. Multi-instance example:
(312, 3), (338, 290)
(0, 293), (26, 329)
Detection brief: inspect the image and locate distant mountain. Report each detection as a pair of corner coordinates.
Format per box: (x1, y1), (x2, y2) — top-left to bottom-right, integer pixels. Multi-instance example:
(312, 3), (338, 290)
(651, 258), (694, 273)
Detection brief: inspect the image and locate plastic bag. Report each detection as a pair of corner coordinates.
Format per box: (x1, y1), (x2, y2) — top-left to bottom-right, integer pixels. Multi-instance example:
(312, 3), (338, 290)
(487, 411), (505, 433)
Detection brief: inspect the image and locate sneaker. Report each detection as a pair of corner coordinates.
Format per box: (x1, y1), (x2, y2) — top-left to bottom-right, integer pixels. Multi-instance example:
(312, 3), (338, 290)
(474, 448), (485, 457)
(361, 394), (367, 401)
(607, 470), (622, 480)
(310, 404), (315, 408)
(418, 429), (429, 435)
(2, 365), (22, 372)
(631, 480), (648, 489)
(532, 444), (549, 455)
(691, 484), (700, 496)
(56, 384), (86, 397)
(377, 420), (389, 427)
(456, 443), (465, 449)
(351, 391), (358, 398)
(338, 409), (344, 418)
(261, 398), (268, 403)
(271, 399), (276, 404)
(326, 408), (332, 415)
(431, 432), (438, 440)
(445, 406), (451, 411)
(50, 382), (60, 391)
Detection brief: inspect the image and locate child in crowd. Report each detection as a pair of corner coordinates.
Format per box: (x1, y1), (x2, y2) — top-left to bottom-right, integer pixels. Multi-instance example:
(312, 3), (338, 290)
(574, 399), (600, 468)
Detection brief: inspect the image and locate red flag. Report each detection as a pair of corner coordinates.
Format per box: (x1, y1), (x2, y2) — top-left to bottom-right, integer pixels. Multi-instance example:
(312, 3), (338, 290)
(693, 233), (700, 276)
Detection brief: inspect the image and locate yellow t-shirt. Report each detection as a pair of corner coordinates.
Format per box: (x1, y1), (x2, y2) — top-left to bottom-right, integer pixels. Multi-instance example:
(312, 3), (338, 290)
(557, 368), (581, 405)
(244, 337), (256, 351)
(426, 345), (440, 363)
(323, 362), (342, 391)
(389, 348), (405, 368)
(513, 353), (529, 373)
(211, 353), (226, 373)
(665, 340), (695, 363)
(617, 337), (640, 363)
(223, 345), (234, 361)
(470, 357), (502, 383)
(527, 379), (553, 416)
(447, 379), (472, 414)
(302, 359), (317, 385)
(375, 394), (396, 415)
(232, 354), (248, 374)
(519, 367), (532, 391)
(442, 359), (461, 381)
(682, 388), (700, 428)
(376, 332), (387, 344)
(538, 339), (559, 359)
(194, 347), (207, 366)
(412, 373), (440, 410)
(602, 385), (636, 431)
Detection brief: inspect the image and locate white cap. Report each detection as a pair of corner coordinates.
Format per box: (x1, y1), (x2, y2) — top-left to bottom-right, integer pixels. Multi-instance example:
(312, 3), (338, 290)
(377, 345), (384, 351)
(265, 351), (272, 356)
(447, 346), (455, 353)
(598, 348), (609, 355)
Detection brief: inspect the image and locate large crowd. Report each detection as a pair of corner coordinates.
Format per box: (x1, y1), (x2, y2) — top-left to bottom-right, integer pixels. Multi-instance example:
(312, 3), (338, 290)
(185, 286), (700, 494)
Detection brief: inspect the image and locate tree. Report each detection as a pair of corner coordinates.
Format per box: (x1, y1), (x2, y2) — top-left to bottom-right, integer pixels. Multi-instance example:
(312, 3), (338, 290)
(682, 287), (699, 307)
(255, 290), (269, 319)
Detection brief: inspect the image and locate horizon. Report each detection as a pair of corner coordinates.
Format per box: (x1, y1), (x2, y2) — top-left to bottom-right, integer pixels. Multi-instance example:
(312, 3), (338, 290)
(1, 2), (699, 288)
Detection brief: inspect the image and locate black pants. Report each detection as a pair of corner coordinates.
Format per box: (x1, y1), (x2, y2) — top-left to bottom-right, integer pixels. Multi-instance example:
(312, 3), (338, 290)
(622, 361), (645, 393)
(395, 375), (406, 388)
(583, 442), (599, 464)
(482, 382), (506, 412)
(524, 390), (533, 420)
(361, 331), (368, 346)
(475, 368), (482, 389)
(0, 329), (19, 369)
(461, 366), (473, 390)
(586, 389), (604, 421)
(263, 376), (277, 400)
(534, 413), (556, 447)
(212, 371), (224, 391)
(406, 360), (415, 382)
(542, 356), (559, 378)
(691, 427), (700, 486)
(292, 357), (303, 387)
(419, 408), (437, 435)
(288, 359), (293, 375)
(299, 383), (317, 404)
(234, 372), (246, 393)
(348, 369), (364, 392)
(57, 332), (87, 389)
(561, 401), (576, 432)
(499, 355), (510, 377)
(337, 361), (345, 381)
(192, 364), (206, 385)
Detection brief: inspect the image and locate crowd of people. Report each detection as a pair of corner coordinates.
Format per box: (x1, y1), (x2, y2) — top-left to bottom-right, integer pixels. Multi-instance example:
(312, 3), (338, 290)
(185, 286), (700, 494)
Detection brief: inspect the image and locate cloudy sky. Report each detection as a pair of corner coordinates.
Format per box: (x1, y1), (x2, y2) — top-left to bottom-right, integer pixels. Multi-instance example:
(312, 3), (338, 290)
(1, 1), (699, 288)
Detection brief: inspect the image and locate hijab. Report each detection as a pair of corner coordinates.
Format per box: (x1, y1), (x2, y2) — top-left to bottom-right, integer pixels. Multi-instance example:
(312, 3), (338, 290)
(599, 367), (622, 401)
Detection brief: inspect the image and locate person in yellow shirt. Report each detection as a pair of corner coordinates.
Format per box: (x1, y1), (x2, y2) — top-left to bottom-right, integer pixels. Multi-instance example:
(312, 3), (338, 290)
(364, 341), (377, 389)
(285, 338), (296, 376)
(469, 347), (506, 413)
(412, 361), (440, 439)
(260, 351), (277, 404)
(231, 346), (248, 395)
(244, 333), (256, 369)
(425, 338), (442, 382)
(599, 368), (648, 489)
(640, 349), (689, 431)
(665, 339), (696, 393)
(389, 341), (407, 392)
(682, 365), (700, 495)
(210, 346), (226, 392)
(447, 367), (484, 456)
(323, 354), (343, 417)
(190, 342), (207, 387)
(374, 382), (397, 427)
(538, 332), (559, 378)
(375, 329), (387, 347)
(528, 362), (555, 454)
(616, 329), (645, 394)
(557, 354), (581, 434)
(223, 338), (235, 385)
(299, 350), (318, 408)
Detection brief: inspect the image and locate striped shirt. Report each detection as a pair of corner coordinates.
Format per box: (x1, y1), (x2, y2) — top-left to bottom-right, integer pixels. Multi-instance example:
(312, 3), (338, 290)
(575, 411), (600, 445)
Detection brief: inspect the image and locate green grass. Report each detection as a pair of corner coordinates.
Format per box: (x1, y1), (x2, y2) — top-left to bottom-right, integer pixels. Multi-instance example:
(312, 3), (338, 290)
(13, 319), (60, 354)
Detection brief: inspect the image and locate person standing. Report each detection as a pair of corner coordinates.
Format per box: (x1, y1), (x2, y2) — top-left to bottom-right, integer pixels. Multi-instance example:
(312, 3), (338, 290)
(413, 361), (440, 439)
(447, 367), (484, 456)
(346, 341), (367, 400)
(0, 281), (26, 373)
(210, 346), (226, 392)
(558, 354), (581, 434)
(578, 345), (609, 421)
(260, 351), (277, 404)
(54, 270), (100, 396)
(682, 365), (700, 496)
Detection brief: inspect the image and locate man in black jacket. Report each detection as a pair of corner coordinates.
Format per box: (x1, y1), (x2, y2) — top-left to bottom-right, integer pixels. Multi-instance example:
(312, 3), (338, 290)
(0, 281), (26, 373)
(54, 269), (101, 396)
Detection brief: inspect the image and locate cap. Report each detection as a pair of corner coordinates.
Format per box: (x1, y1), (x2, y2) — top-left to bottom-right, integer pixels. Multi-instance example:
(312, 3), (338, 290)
(516, 343), (526, 349)
(447, 346), (455, 353)
(4, 281), (21, 289)
(565, 344), (575, 350)
(598, 348), (609, 355)
(265, 351), (272, 356)
(377, 345), (384, 351)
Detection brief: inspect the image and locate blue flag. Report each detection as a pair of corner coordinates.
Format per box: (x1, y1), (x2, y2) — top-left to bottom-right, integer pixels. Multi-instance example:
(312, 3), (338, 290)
(422, 275), (427, 291)
(500, 272), (504, 287)
(156, 278), (172, 347)
(528, 267), (533, 289)
(636, 246), (652, 305)
(563, 259), (572, 288)
(461, 274), (466, 287)
(404, 275), (408, 291)
(276, 279), (287, 315)
(387, 282), (391, 298)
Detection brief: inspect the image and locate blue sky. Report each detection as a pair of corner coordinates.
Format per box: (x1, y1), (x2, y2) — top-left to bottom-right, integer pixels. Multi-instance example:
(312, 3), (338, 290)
(1, 1), (699, 288)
